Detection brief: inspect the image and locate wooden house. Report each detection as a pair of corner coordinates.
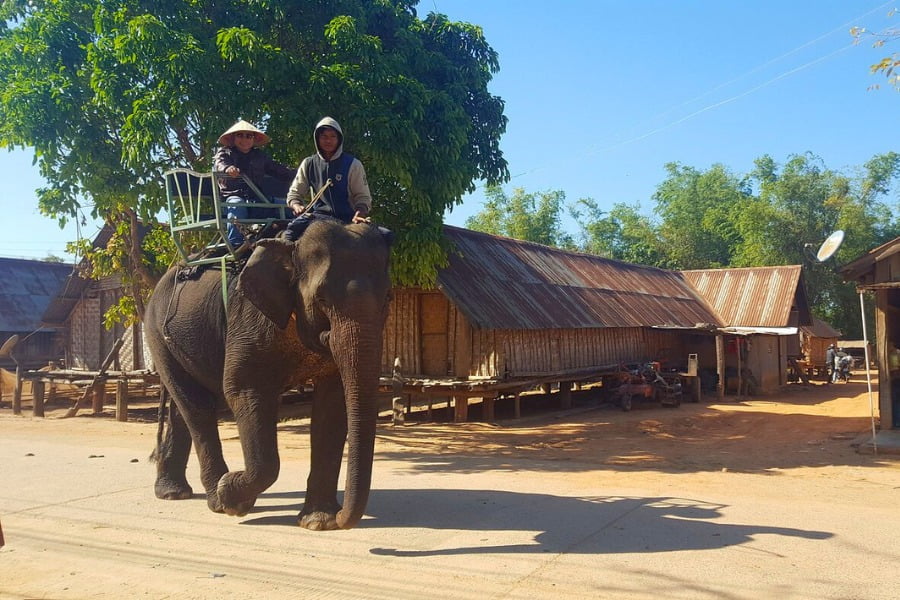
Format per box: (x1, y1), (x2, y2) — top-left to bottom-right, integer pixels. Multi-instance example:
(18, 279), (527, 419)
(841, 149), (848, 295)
(40, 224), (151, 372)
(678, 266), (812, 394)
(840, 236), (900, 429)
(793, 317), (841, 379)
(0, 257), (72, 371)
(382, 226), (723, 418)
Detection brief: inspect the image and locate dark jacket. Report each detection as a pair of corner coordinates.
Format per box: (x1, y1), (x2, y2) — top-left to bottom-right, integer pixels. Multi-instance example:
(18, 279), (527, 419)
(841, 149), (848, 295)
(213, 147), (295, 200)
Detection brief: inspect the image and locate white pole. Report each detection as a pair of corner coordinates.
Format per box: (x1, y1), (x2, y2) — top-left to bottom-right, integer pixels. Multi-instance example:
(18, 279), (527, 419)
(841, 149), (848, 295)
(859, 291), (878, 455)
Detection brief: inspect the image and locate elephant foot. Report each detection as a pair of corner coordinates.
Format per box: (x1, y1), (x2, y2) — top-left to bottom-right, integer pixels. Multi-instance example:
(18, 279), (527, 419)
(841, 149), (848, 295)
(215, 472), (257, 517)
(205, 490), (226, 513)
(298, 510), (339, 531)
(154, 476), (193, 501)
(298, 500), (342, 530)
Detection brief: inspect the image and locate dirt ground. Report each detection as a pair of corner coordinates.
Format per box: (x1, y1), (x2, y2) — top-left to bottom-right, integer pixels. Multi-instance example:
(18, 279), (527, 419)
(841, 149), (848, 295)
(2, 373), (899, 599)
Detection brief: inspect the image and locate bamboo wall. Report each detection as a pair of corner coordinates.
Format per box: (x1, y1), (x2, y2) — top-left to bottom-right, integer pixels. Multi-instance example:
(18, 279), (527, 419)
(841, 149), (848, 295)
(383, 289), (708, 379)
(64, 280), (148, 371)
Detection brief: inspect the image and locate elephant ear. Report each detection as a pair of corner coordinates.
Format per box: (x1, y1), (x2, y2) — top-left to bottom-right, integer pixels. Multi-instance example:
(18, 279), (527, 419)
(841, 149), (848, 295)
(238, 238), (297, 329)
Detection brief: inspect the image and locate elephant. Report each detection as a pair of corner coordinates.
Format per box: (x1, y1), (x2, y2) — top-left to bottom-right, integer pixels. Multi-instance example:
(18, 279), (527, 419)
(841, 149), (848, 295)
(144, 218), (393, 530)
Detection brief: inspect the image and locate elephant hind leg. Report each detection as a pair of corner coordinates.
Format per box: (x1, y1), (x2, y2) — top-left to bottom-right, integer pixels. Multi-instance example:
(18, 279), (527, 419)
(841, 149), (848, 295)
(152, 392), (194, 501)
(154, 355), (229, 513)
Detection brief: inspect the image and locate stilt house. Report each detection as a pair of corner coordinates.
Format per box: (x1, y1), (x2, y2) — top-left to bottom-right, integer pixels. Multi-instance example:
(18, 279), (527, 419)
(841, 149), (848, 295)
(382, 226), (723, 417)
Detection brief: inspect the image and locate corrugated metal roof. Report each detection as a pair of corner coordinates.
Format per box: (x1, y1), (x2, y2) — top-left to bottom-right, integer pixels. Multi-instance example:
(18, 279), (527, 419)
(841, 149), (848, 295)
(0, 257), (74, 331)
(438, 226), (722, 330)
(801, 316), (841, 338)
(840, 235), (900, 282)
(680, 265), (810, 328)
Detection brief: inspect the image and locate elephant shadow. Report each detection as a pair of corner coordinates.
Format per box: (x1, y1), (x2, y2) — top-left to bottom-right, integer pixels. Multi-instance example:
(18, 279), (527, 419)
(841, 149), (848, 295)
(242, 488), (832, 557)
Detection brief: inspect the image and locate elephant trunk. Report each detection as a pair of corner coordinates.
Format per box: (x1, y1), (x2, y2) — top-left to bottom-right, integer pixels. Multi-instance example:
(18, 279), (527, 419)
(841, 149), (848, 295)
(330, 318), (382, 530)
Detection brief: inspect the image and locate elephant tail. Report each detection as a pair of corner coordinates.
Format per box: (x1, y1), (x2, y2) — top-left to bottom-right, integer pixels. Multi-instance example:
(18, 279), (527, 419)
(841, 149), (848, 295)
(148, 386), (168, 463)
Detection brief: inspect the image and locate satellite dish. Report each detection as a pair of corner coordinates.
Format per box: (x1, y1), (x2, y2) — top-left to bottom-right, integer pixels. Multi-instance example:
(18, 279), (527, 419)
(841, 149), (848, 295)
(0, 334), (19, 358)
(816, 230), (844, 262)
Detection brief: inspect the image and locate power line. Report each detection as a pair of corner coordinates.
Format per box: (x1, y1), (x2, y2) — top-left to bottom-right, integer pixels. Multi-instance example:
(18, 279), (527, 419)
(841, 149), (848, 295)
(499, 2), (895, 185)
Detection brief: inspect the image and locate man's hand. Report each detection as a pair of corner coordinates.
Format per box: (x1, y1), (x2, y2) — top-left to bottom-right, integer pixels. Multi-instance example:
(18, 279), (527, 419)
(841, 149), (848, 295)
(352, 206), (371, 224)
(225, 166), (240, 176)
(289, 200), (304, 216)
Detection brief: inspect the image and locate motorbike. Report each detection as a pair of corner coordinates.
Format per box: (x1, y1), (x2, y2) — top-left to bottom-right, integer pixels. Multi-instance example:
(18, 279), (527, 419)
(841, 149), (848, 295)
(833, 354), (852, 383)
(613, 362), (682, 411)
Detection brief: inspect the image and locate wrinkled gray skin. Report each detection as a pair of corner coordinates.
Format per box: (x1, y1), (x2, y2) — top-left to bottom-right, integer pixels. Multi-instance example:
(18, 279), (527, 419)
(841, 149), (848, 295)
(144, 220), (392, 530)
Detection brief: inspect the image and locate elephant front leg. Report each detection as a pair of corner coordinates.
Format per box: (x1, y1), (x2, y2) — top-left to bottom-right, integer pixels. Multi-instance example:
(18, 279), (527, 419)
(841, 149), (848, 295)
(299, 374), (347, 530)
(215, 395), (281, 517)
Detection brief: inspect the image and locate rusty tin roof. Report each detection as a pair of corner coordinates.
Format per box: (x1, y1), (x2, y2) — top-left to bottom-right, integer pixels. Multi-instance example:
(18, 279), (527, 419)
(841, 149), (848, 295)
(681, 265), (810, 328)
(438, 227), (722, 330)
(0, 257), (73, 332)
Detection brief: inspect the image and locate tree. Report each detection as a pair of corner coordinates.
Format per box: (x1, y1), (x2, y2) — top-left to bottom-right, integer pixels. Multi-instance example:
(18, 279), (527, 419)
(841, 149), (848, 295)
(652, 162), (751, 269)
(573, 152), (899, 337)
(573, 199), (667, 266)
(0, 0), (508, 322)
(465, 185), (574, 249)
(851, 20), (900, 90)
(739, 152), (900, 336)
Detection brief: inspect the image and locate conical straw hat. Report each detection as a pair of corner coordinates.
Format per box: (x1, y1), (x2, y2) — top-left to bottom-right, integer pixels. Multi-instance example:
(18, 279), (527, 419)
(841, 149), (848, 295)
(217, 119), (271, 147)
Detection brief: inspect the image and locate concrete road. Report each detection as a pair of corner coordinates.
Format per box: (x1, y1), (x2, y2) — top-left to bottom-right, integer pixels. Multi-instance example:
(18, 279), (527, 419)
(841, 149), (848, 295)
(1, 408), (899, 600)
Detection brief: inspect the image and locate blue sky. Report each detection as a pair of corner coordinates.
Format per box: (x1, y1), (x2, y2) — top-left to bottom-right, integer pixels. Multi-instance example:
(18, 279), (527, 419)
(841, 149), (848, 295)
(2, 0), (898, 260)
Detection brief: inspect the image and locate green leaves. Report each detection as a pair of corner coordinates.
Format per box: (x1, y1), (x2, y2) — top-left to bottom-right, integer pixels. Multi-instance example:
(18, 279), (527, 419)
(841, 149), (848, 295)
(466, 186), (575, 250)
(0, 0), (510, 295)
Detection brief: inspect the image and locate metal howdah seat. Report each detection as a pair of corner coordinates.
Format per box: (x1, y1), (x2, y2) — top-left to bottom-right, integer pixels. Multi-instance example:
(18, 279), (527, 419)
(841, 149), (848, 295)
(164, 168), (290, 266)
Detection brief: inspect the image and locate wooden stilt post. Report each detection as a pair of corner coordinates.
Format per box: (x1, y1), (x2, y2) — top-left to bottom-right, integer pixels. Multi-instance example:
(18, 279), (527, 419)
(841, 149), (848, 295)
(453, 395), (468, 422)
(92, 385), (106, 414)
(32, 380), (45, 417)
(13, 364), (23, 415)
(115, 378), (128, 422)
(47, 362), (57, 405)
(483, 395), (495, 422)
(716, 334), (726, 401)
(560, 381), (572, 409)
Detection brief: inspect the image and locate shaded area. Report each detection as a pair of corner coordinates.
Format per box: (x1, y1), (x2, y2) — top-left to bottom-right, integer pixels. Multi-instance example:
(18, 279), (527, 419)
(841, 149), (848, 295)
(240, 488), (831, 557)
(274, 379), (888, 475)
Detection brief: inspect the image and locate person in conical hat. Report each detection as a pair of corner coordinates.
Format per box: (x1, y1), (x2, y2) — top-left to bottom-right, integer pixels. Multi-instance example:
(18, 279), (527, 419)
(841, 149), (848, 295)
(213, 119), (296, 248)
(216, 119), (271, 147)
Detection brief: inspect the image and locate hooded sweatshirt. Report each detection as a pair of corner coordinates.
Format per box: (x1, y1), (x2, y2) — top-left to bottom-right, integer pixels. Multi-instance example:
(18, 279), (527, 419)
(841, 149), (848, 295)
(285, 117), (372, 221)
